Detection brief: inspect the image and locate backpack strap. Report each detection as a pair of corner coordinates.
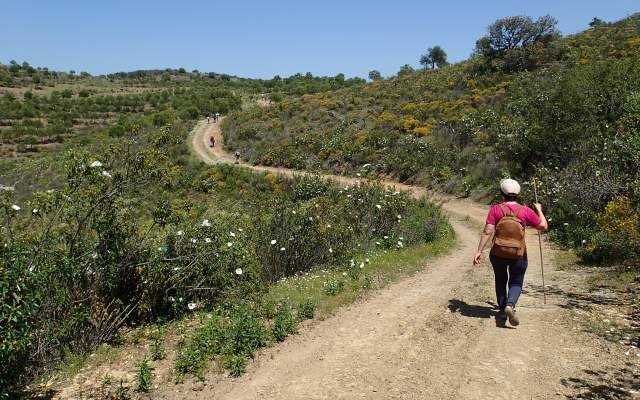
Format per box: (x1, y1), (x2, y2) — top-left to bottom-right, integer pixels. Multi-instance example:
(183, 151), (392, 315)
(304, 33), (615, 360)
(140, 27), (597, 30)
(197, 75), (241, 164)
(498, 203), (513, 217)
(512, 205), (524, 219)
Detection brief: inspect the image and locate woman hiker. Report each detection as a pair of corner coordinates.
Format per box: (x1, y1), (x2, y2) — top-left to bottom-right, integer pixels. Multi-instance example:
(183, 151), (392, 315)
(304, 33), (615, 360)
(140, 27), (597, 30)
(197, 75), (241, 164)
(473, 178), (548, 327)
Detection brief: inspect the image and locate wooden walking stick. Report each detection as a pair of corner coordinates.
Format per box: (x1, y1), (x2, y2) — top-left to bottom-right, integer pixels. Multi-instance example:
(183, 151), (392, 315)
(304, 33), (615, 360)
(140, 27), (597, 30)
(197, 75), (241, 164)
(532, 178), (547, 304)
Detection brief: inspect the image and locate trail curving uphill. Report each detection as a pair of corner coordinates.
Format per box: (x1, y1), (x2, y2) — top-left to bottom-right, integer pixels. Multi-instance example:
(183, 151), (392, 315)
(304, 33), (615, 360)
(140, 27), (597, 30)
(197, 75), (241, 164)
(185, 119), (622, 400)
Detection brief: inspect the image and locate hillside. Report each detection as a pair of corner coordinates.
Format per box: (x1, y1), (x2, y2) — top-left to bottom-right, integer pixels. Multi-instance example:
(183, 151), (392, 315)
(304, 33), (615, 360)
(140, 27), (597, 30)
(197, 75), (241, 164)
(222, 13), (640, 266)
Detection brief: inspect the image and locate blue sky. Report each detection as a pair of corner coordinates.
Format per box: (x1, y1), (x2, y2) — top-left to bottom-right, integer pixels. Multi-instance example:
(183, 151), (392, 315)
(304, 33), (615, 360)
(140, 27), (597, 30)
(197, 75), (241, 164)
(1, 0), (637, 79)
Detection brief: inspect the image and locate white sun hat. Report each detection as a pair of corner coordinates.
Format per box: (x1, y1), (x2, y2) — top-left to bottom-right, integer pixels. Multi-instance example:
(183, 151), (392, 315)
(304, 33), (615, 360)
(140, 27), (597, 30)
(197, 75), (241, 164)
(500, 178), (521, 195)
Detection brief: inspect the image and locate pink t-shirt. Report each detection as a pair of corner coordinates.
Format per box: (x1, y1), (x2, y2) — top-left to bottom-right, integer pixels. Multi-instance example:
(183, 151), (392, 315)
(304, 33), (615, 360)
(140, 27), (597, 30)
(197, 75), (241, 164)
(486, 202), (541, 228)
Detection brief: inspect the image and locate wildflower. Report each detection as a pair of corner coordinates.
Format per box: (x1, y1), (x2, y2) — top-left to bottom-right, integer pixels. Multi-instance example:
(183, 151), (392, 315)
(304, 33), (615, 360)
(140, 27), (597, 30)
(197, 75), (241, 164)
(563, 222), (569, 226)
(376, 204), (382, 209)
(399, 236), (404, 241)
(191, 238), (197, 243)
(397, 214), (402, 219)
(32, 208), (39, 214)
(356, 173), (361, 177)
(101, 171), (112, 178)
(271, 239), (277, 245)
(280, 247), (286, 251)
(205, 238), (212, 243)
(365, 258), (370, 263)
(329, 248), (333, 253)
(202, 219), (211, 227)
(90, 161), (103, 168)
(359, 262), (365, 269)
(179, 297), (183, 302)
(46, 189), (54, 193)
(327, 224), (331, 228)
(582, 239), (587, 244)
(177, 230), (184, 236)
(383, 236), (389, 239)
(11, 204), (20, 211)
(230, 232), (236, 237)
(92, 253), (98, 259)
(235, 268), (243, 275)
(397, 241), (404, 248)
(227, 242), (233, 247)
(174, 267), (180, 271)
(238, 228), (244, 232)
(376, 241), (381, 245)
(188, 303), (197, 310)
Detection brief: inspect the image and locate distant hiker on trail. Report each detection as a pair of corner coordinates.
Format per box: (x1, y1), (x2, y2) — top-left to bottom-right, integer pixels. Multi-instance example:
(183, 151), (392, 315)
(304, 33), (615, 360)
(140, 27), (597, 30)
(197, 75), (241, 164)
(210, 135), (215, 148)
(207, 116), (210, 124)
(473, 178), (548, 327)
(234, 151), (240, 164)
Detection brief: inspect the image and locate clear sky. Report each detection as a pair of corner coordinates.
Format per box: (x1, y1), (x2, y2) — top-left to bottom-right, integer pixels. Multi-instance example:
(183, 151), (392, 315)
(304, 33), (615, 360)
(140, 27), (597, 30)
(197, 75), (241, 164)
(1, 0), (637, 79)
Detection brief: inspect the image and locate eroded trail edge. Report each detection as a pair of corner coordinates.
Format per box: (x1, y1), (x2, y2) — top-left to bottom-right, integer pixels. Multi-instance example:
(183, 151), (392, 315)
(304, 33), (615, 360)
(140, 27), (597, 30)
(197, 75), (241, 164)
(180, 120), (624, 400)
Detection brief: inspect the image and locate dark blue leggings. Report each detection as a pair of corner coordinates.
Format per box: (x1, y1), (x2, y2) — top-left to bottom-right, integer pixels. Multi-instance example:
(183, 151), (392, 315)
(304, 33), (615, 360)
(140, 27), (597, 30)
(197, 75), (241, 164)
(489, 254), (528, 311)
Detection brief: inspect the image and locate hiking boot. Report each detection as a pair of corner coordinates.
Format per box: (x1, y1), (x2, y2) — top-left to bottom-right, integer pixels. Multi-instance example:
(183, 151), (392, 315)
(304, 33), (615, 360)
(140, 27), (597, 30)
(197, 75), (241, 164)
(497, 310), (507, 320)
(505, 305), (520, 326)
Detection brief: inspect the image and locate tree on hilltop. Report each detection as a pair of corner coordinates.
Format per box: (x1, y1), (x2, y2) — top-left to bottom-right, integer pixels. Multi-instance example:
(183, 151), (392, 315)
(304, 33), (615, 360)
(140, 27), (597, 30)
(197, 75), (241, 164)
(420, 46), (448, 69)
(368, 70), (382, 81)
(475, 15), (559, 57)
(474, 15), (565, 72)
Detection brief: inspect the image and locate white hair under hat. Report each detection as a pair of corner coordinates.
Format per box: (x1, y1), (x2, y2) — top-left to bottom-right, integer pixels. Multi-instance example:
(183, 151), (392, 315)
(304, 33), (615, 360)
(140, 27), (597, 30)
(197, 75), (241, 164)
(500, 178), (521, 195)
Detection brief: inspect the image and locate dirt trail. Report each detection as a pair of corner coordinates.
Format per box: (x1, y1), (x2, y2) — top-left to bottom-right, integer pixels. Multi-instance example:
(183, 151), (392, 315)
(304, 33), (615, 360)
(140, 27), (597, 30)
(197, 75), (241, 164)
(182, 119), (629, 399)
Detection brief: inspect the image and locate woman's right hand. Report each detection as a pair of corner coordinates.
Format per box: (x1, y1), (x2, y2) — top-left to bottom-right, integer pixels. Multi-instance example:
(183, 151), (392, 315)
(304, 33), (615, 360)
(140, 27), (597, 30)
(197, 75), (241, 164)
(473, 251), (482, 266)
(533, 202), (543, 213)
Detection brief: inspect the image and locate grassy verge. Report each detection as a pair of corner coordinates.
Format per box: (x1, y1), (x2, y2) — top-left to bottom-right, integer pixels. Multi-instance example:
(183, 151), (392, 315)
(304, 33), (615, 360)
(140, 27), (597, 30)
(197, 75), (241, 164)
(174, 227), (455, 382)
(266, 229), (455, 320)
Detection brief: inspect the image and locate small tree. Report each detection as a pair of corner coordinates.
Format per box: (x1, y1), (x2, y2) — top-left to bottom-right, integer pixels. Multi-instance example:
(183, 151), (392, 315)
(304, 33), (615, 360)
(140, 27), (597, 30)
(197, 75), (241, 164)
(420, 46), (448, 69)
(368, 70), (382, 81)
(398, 64), (414, 77)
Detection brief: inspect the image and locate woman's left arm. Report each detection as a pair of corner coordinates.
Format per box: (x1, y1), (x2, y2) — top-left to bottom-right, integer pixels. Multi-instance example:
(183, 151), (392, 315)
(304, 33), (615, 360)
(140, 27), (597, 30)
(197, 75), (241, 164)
(473, 223), (495, 265)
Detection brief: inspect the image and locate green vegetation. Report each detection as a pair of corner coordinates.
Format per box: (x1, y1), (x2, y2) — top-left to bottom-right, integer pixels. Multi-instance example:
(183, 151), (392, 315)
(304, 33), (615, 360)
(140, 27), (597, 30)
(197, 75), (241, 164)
(222, 13), (640, 267)
(135, 358), (152, 393)
(0, 104), (448, 394)
(420, 46), (448, 70)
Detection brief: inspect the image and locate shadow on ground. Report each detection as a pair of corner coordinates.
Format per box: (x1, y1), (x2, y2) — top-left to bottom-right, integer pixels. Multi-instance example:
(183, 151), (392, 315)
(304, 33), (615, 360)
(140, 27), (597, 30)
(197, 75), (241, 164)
(447, 299), (515, 329)
(561, 364), (640, 399)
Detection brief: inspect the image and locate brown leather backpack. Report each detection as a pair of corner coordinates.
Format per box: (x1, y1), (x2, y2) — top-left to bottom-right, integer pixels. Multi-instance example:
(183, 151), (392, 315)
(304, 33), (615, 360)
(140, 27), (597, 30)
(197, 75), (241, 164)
(491, 204), (526, 260)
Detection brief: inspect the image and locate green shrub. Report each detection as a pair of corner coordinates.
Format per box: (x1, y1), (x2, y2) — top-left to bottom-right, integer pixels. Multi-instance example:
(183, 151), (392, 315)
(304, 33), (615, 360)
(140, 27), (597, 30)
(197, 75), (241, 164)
(175, 303), (269, 381)
(221, 354), (247, 377)
(323, 279), (345, 296)
(135, 358), (152, 393)
(297, 300), (316, 320)
(271, 302), (298, 342)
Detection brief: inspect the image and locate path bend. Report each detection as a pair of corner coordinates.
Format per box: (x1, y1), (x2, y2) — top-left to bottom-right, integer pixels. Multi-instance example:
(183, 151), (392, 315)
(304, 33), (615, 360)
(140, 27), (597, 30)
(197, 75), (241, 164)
(183, 118), (619, 400)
